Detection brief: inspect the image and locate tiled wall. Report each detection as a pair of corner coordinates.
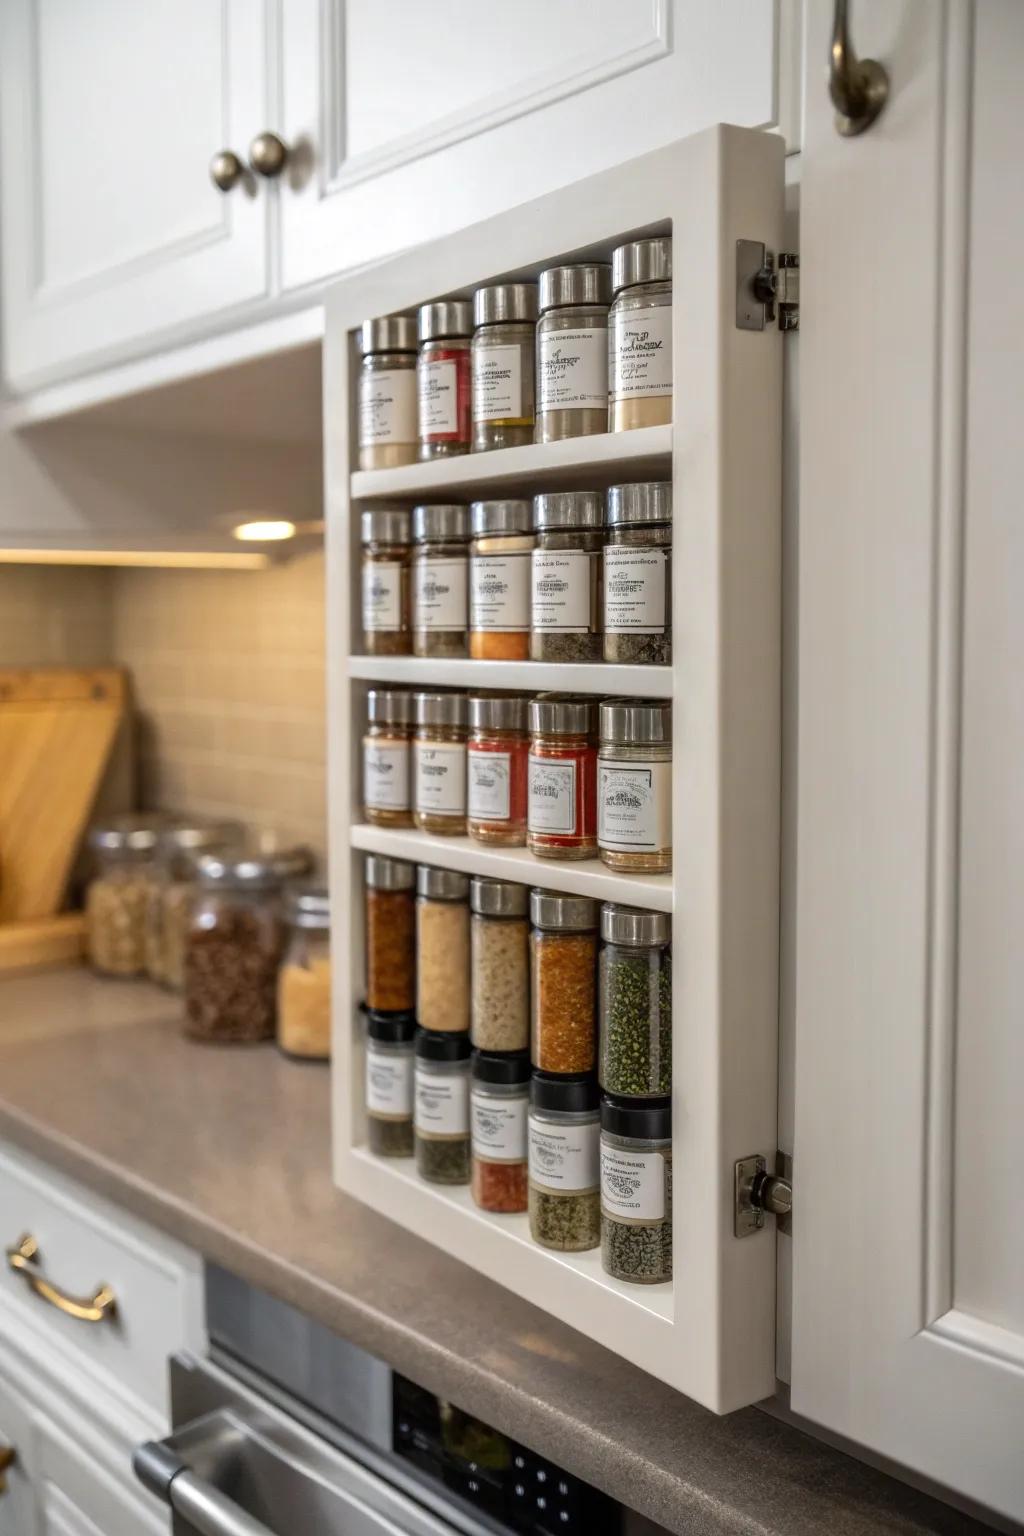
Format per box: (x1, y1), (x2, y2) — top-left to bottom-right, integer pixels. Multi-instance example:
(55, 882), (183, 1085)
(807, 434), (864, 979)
(0, 567), (114, 667)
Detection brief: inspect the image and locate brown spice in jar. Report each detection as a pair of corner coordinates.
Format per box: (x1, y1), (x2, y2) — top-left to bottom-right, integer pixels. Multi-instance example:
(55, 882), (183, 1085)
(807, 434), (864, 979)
(531, 930), (597, 1072)
(185, 906), (283, 1042)
(366, 888), (415, 1012)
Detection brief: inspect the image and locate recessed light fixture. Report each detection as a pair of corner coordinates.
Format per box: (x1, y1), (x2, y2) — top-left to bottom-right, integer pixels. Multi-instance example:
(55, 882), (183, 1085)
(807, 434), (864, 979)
(232, 519), (298, 542)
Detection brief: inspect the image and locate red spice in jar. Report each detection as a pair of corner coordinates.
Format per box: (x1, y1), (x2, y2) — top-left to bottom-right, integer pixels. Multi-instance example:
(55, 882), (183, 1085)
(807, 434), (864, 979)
(526, 694), (598, 859)
(470, 1052), (530, 1213)
(467, 694), (529, 846)
(471, 1158), (528, 1213)
(417, 302), (473, 459)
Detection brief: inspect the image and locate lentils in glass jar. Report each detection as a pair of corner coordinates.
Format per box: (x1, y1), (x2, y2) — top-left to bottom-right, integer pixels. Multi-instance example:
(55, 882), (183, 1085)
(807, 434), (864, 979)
(603, 481), (672, 665)
(530, 490), (604, 662)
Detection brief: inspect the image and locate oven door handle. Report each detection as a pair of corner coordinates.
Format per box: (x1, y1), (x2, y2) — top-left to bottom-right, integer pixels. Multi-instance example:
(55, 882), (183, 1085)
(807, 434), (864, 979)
(134, 1421), (276, 1536)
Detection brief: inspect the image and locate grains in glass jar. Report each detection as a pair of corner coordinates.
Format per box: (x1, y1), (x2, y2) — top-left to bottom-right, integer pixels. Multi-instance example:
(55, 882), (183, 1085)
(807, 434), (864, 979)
(597, 699), (672, 873)
(530, 491), (604, 663)
(364, 855), (415, 1013)
(86, 816), (164, 978)
(600, 1095), (672, 1284)
(468, 500), (534, 661)
(598, 905), (671, 1096)
(535, 264), (611, 443)
(469, 877), (529, 1052)
(277, 885), (331, 1060)
(608, 238), (673, 433)
(413, 691), (468, 835)
(418, 301), (472, 460)
(414, 1029), (471, 1184)
(529, 889), (598, 1074)
(471, 1050), (530, 1212)
(361, 509), (411, 655)
(357, 315), (418, 470)
(363, 688), (413, 827)
(526, 694), (598, 860)
(416, 865), (470, 1032)
(603, 482), (672, 665)
(411, 504), (469, 659)
(467, 694), (528, 846)
(471, 283), (538, 451)
(528, 1071), (600, 1251)
(366, 1009), (415, 1158)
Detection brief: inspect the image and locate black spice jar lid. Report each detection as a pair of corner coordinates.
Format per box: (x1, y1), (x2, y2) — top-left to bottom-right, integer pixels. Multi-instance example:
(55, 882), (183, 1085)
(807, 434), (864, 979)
(415, 1028), (471, 1062)
(366, 1009), (416, 1044)
(472, 1049), (531, 1085)
(530, 1071), (599, 1114)
(600, 1093), (671, 1140)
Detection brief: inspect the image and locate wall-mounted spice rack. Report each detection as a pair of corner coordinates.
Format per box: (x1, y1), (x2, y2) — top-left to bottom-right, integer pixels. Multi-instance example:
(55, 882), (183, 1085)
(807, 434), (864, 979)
(326, 125), (784, 1415)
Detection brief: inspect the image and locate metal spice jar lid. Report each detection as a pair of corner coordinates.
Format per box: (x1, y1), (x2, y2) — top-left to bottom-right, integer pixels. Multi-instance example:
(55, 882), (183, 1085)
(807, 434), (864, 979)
(468, 694), (528, 732)
(196, 843), (312, 890)
(364, 854), (415, 891)
(531, 1071), (599, 1113)
(469, 876), (528, 917)
(473, 283), (539, 327)
(411, 504), (468, 542)
(88, 813), (165, 856)
(599, 698), (672, 746)
(611, 237), (673, 294)
(601, 1093), (671, 1141)
(366, 688), (413, 726)
(361, 509), (410, 545)
(528, 692), (597, 737)
(469, 500), (532, 537)
(606, 482), (672, 526)
(418, 300), (473, 342)
(538, 264), (612, 313)
(360, 315), (417, 354)
(532, 490), (605, 531)
(529, 889), (598, 932)
(367, 1009), (416, 1044)
(416, 866), (469, 901)
(285, 884), (330, 928)
(472, 1049), (531, 1085)
(600, 903), (671, 947)
(415, 1027), (472, 1062)
(413, 691), (468, 729)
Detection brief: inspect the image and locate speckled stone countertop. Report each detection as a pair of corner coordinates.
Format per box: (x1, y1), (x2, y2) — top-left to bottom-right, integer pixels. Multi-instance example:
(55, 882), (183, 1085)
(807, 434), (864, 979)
(0, 970), (990, 1536)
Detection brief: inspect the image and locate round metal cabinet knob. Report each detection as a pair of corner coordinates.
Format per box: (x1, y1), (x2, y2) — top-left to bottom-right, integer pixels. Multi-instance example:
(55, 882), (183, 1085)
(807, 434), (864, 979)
(209, 149), (245, 192)
(248, 131), (289, 178)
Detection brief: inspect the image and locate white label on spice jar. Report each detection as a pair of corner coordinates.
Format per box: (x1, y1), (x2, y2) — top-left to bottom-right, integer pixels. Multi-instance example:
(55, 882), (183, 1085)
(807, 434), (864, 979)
(413, 556), (467, 631)
(362, 562), (402, 633)
(528, 756), (576, 835)
(598, 759), (672, 853)
(609, 305), (673, 400)
(418, 358), (458, 435)
(359, 368), (417, 446)
(363, 740), (410, 811)
(472, 1090), (527, 1162)
(469, 553), (531, 632)
(531, 549), (595, 633)
(529, 1115), (599, 1193)
(537, 327), (608, 412)
(472, 343), (522, 423)
(603, 547), (667, 634)
(366, 1048), (413, 1119)
(415, 1069), (469, 1137)
(467, 749), (511, 822)
(601, 1144), (667, 1222)
(414, 741), (466, 816)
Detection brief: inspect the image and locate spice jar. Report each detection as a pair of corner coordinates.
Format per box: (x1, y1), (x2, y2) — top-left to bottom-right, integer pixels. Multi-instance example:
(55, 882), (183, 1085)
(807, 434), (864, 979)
(278, 885), (331, 1060)
(600, 1096), (672, 1284)
(597, 700), (672, 873)
(357, 314), (418, 470)
(530, 491), (604, 662)
(413, 692), (468, 835)
(471, 283), (538, 451)
(146, 818), (244, 989)
(184, 843), (311, 1043)
(526, 694), (598, 860)
(411, 504), (469, 658)
(417, 300), (472, 460)
(467, 694), (528, 846)
(415, 1029), (471, 1184)
(608, 238), (673, 433)
(361, 509), (411, 655)
(468, 500), (534, 661)
(363, 688), (413, 827)
(528, 1072), (600, 1251)
(86, 816), (162, 978)
(530, 889), (598, 1074)
(366, 1009), (415, 1158)
(598, 905), (671, 1097)
(365, 855), (415, 1013)
(471, 1050), (530, 1213)
(470, 876), (529, 1053)
(416, 865), (470, 1032)
(603, 482), (672, 665)
(535, 264), (611, 443)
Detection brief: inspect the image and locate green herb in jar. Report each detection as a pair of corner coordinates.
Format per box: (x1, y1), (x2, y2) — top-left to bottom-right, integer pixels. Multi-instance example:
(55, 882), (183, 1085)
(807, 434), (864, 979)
(599, 933), (671, 1097)
(600, 1172), (673, 1281)
(416, 1136), (471, 1183)
(529, 1187), (601, 1251)
(370, 1117), (414, 1157)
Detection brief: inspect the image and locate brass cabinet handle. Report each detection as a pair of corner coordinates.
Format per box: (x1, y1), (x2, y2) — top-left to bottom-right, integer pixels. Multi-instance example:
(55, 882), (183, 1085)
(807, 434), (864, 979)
(5, 1234), (116, 1324)
(248, 131), (289, 178)
(0, 1445), (16, 1495)
(209, 149), (246, 192)
(830, 0), (890, 137)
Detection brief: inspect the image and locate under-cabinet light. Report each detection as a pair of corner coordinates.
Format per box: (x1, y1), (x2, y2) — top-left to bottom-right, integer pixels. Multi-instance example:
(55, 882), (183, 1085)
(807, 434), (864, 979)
(0, 549), (271, 570)
(232, 519), (297, 542)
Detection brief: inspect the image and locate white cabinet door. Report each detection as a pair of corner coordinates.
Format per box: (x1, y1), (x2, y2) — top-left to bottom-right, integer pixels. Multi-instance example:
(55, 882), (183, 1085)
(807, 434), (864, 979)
(792, 1), (1024, 1523)
(0, 0), (269, 390)
(278, 0), (791, 294)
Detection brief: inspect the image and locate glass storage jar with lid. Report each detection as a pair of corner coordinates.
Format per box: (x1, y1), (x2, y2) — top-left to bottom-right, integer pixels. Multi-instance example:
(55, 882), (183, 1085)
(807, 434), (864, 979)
(363, 688), (413, 827)
(357, 315), (418, 470)
(597, 699), (672, 873)
(417, 301), (473, 460)
(526, 694), (598, 860)
(598, 904), (672, 1097)
(146, 818), (244, 990)
(411, 504), (469, 658)
(361, 509), (411, 655)
(413, 691), (468, 835)
(471, 1050), (530, 1213)
(366, 1009), (416, 1157)
(600, 1095), (672, 1284)
(86, 815), (164, 978)
(530, 490), (605, 662)
(364, 855), (415, 1014)
(278, 885), (331, 1060)
(414, 1029), (471, 1184)
(416, 865), (470, 1033)
(608, 237), (673, 432)
(530, 889), (598, 1074)
(535, 264), (611, 443)
(184, 842), (312, 1043)
(468, 500), (534, 661)
(467, 694), (528, 846)
(470, 876), (529, 1053)
(602, 481), (672, 665)
(528, 1071), (600, 1251)
(471, 283), (538, 451)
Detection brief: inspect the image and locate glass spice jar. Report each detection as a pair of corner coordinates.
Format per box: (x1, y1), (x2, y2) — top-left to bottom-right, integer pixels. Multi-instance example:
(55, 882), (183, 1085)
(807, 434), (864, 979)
(277, 885), (331, 1061)
(468, 500), (534, 661)
(411, 504), (469, 658)
(600, 1095), (672, 1285)
(416, 865), (470, 1033)
(361, 509), (411, 655)
(471, 283), (538, 451)
(357, 314), (418, 469)
(417, 300), (472, 460)
(363, 688), (413, 827)
(86, 816), (163, 978)
(470, 876), (529, 1053)
(597, 699), (672, 873)
(366, 1009), (416, 1157)
(530, 889), (598, 1074)
(413, 692), (468, 835)
(603, 481), (672, 665)
(526, 694), (598, 860)
(535, 263), (611, 443)
(364, 855), (416, 1013)
(528, 1072), (601, 1252)
(415, 1028), (471, 1184)
(608, 238), (673, 433)
(598, 905), (672, 1097)
(530, 490), (604, 662)
(467, 694), (528, 846)
(471, 1050), (530, 1213)
(146, 819), (244, 991)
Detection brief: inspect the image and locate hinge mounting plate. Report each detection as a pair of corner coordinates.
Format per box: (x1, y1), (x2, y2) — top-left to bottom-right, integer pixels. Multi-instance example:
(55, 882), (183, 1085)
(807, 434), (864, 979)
(734, 1152), (793, 1237)
(736, 242), (800, 332)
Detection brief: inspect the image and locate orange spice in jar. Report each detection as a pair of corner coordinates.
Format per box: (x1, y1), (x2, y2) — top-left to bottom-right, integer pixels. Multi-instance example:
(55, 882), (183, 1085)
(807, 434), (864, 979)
(468, 500), (534, 660)
(529, 889), (598, 1074)
(364, 855), (415, 1013)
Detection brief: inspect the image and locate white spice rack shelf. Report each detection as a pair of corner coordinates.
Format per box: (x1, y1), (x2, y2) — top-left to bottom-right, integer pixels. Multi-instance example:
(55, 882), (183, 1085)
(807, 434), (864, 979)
(346, 655), (673, 699)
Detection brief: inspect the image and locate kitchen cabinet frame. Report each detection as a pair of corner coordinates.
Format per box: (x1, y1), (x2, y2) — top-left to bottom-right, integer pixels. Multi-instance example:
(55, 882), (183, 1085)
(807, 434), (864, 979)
(326, 125), (784, 1413)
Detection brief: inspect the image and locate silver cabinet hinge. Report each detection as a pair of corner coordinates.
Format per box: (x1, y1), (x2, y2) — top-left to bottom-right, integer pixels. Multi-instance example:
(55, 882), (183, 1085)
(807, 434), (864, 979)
(734, 1152), (793, 1237)
(735, 243), (800, 332)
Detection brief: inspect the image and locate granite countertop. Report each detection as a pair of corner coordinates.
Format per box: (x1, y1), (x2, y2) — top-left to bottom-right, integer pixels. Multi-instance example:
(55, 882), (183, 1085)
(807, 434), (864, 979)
(0, 969), (987, 1536)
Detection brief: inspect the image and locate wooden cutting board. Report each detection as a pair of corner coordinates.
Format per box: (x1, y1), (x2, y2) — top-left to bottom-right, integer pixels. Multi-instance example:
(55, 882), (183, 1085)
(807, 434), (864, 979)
(0, 669), (127, 922)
